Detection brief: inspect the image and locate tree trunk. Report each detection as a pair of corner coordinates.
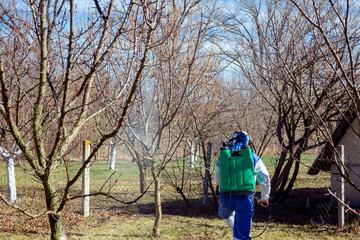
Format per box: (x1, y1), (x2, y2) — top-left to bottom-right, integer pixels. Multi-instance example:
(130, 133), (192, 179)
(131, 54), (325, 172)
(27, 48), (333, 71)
(48, 213), (66, 240)
(272, 157), (294, 202)
(190, 142), (195, 168)
(6, 156), (17, 204)
(152, 167), (161, 239)
(176, 187), (190, 206)
(203, 142), (212, 206)
(187, 140), (198, 168)
(279, 159), (300, 204)
(271, 151), (286, 186)
(139, 164), (147, 193)
(43, 175), (67, 240)
(272, 152), (301, 203)
(109, 142), (117, 171)
(270, 150), (288, 197)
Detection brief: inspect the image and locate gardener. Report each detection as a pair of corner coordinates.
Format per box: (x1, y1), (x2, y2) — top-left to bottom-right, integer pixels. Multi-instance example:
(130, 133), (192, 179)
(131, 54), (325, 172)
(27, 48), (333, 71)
(214, 131), (271, 240)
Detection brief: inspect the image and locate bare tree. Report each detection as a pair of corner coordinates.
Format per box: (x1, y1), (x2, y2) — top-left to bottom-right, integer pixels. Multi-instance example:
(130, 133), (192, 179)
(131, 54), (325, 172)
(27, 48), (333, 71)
(214, 0), (348, 203)
(85, 1), (208, 237)
(289, 0), (360, 196)
(122, 4), (210, 236)
(0, 1), (168, 239)
(225, 73), (277, 156)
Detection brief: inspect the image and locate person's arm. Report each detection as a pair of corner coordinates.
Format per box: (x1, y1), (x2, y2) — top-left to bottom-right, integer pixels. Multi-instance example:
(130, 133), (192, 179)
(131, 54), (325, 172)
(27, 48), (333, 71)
(253, 153), (271, 207)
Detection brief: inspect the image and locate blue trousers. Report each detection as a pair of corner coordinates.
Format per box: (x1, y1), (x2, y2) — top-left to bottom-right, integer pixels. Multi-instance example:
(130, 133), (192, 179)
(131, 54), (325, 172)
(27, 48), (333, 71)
(218, 195), (254, 239)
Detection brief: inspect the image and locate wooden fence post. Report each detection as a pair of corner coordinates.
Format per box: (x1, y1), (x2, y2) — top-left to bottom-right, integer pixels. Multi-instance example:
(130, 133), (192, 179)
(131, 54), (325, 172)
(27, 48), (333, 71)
(82, 140), (90, 217)
(337, 145), (345, 227)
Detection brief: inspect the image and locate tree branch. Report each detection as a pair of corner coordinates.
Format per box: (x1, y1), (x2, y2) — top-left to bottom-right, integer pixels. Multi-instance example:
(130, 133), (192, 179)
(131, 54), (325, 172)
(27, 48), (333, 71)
(328, 189), (360, 217)
(0, 193), (56, 218)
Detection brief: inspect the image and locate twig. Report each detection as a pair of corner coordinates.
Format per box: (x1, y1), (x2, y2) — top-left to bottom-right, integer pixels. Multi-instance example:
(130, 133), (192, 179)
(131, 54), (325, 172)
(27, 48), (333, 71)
(0, 193), (56, 218)
(328, 189), (360, 217)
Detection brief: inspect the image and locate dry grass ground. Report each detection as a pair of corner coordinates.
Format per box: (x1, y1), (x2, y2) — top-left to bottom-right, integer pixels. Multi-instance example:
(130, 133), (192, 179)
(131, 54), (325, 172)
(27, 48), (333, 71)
(0, 199), (357, 240)
(0, 156), (359, 239)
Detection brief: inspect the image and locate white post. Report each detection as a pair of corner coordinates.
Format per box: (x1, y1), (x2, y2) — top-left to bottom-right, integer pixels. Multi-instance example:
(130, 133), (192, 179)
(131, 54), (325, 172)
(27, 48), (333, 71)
(0, 146), (18, 204)
(337, 145), (345, 227)
(109, 140), (117, 171)
(6, 156), (17, 204)
(186, 139), (195, 168)
(190, 142), (195, 168)
(82, 140), (90, 217)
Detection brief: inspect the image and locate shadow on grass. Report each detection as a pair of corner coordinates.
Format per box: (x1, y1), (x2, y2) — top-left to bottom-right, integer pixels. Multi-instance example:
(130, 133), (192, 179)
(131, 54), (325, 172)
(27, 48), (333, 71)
(263, 187), (337, 225)
(110, 187), (338, 226)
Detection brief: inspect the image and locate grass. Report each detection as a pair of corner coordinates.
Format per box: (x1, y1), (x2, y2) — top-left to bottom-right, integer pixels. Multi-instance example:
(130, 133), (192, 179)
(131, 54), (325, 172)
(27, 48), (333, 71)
(0, 154), (359, 239)
(0, 210), (356, 240)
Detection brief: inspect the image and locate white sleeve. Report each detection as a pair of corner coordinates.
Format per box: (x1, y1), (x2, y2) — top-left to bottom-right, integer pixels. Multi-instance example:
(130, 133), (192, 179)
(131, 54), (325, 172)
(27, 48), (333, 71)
(254, 159), (271, 201)
(213, 161), (220, 185)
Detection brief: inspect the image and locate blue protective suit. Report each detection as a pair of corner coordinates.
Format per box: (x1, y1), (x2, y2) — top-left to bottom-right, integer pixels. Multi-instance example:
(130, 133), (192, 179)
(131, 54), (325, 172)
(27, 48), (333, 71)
(214, 132), (270, 240)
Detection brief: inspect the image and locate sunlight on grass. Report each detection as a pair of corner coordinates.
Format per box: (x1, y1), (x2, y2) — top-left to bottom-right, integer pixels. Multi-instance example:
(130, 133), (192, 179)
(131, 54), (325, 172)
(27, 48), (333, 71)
(0, 155), (357, 240)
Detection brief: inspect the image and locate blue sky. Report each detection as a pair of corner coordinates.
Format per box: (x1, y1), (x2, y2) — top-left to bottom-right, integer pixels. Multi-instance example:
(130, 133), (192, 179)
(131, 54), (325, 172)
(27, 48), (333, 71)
(75, 0), (93, 9)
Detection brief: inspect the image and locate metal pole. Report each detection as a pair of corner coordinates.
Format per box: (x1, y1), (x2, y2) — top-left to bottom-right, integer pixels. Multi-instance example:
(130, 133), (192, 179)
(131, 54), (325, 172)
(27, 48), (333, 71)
(337, 145), (345, 227)
(82, 140), (90, 217)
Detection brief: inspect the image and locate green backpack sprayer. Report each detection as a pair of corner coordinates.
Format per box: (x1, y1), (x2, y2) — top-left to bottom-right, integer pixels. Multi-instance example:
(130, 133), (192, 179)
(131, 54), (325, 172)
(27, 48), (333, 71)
(158, 134), (271, 238)
(217, 138), (271, 239)
(218, 142), (255, 195)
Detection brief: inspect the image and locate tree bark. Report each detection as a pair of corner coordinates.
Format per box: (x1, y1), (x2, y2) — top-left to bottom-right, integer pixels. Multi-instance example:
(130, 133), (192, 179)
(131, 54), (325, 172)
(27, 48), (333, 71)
(279, 159), (300, 204)
(176, 187), (190, 206)
(43, 174), (67, 240)
(272, 156), (294, 201)
(139, 163), (148, 193)
(270, 150), (287, 197)
(48, 213), (66, 240)
(203, 142), (212, 206)
(152, 167), (161, 239)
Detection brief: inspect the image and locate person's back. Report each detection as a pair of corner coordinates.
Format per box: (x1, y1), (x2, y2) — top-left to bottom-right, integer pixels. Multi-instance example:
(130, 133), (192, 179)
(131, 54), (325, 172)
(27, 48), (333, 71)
(214, 131), (270, 240)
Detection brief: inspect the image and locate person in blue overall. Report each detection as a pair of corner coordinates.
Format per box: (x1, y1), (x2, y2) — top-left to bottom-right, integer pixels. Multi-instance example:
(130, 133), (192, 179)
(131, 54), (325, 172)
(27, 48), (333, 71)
(214, 131), (270, 240)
